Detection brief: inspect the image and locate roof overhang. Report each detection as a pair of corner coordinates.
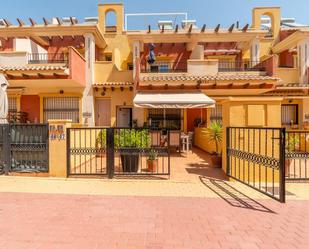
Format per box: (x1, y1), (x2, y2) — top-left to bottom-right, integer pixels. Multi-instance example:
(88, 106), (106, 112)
(272, 30), (309, 54)
(133, 92), (215, 108)
(0, 24), (106, 48)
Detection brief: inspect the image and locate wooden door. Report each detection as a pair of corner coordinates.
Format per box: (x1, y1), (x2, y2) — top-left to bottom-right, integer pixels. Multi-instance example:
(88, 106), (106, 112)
(95, 99), (111, 126)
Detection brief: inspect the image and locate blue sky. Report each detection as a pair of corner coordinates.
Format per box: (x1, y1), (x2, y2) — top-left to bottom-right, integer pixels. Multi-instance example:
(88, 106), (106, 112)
(1, 0), (309, 29)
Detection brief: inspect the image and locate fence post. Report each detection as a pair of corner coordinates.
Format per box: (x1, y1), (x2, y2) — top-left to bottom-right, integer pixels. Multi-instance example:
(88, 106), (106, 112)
(3, 124), (11, 175)
(226, 127), (230, 176)
(279, 128), (286, 203)
(106, 128), (114, 179)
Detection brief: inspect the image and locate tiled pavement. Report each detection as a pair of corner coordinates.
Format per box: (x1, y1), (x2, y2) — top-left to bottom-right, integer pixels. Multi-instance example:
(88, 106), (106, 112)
(0, 148), (308, 248)
(0, 192), (308, 249)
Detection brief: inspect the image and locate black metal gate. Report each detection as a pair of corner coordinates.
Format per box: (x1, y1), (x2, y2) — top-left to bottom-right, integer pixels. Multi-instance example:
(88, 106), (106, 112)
(286, 130), (309, 180)
(67, 127), (170, 178)
(0, 124), (49, 174)
(226, 127), (286, 203)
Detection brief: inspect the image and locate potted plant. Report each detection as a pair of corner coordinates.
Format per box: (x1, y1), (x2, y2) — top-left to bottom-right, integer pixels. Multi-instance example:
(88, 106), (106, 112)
(147, 149), (158, 173)
(115, 129), (150, 173)
(205, 121), (223, 168)
(96, 129), (107, 157)
(285, 135), (300, 177)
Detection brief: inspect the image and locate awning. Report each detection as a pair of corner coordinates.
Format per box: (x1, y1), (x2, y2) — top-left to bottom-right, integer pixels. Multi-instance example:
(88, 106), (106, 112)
(133, 92), (215, 108)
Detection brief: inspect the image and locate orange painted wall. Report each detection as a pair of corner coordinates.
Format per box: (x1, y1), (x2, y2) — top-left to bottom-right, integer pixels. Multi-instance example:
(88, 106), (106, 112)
(47, 36), (85, 54)
(69, 47), (86, 87)
(0, 38), (13, 51)
(187, 108), (207, 132)
(20, 95), (40, 123)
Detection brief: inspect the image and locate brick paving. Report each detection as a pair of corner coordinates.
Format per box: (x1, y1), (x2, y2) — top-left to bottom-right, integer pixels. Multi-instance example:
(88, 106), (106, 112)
(0, 192), (308, 249)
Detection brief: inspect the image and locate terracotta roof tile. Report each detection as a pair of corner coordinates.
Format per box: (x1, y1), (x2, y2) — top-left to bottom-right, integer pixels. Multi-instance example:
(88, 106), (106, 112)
(0, 65), (68, 71)
(93, 82), (134, 87)
(141, 74), (280, 82)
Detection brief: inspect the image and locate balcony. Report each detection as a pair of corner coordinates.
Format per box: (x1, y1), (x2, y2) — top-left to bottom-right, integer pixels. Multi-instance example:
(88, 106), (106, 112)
(218, 61), (266, 72)
(27, 53), (68, 64)
(140, 61), (187, 73)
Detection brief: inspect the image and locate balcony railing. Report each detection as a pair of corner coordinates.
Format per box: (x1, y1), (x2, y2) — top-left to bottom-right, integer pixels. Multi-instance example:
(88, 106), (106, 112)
(141, 61), (187, 73)
(28, 53), (68, 64)
(218, 61), (266, 72)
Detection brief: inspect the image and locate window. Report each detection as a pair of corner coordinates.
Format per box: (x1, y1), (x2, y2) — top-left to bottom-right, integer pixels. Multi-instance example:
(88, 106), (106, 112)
(43, 97), (80, 123)
(281, 104), (298, 126)
(210, 105), (222, 123)
(127, 63), (133, 70)
(148, 109), (182, 130)
(8, 97), (17, 112)
(105, 55), (112, 61)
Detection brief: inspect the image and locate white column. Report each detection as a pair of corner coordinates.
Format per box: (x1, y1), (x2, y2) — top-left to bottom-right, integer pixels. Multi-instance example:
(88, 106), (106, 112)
(133, 41), (141, 81)
(298, 39), (309, 84)
(82, 33), (95, 127)
(250, 38), (260, 65)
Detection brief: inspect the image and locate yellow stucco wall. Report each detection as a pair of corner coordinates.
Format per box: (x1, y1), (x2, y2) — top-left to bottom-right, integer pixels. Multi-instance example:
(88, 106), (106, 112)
(194, 127), (222, 154)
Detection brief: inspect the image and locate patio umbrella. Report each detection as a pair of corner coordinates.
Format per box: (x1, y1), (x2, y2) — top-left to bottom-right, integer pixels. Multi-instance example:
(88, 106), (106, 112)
(0, 74), (9, 124)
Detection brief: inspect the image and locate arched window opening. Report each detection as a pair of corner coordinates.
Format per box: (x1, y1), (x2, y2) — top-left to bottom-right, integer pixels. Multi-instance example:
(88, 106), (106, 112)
(261, 14), (274, 38)
(105, 10), (117, 33)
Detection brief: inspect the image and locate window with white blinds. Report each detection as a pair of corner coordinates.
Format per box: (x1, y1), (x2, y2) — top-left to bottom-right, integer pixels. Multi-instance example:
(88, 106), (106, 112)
(43, 97), (80, 123)
(210, 105), (222, 122)
(281, 104), (298, 125)
(8, 97), (17, 112)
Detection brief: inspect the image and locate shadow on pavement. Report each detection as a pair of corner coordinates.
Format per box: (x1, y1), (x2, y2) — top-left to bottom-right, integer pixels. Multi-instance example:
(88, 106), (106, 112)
(199, 176), (275, 213)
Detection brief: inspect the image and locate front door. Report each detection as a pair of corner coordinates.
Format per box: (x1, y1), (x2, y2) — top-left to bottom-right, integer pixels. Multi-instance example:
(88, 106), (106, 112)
(117, 107), (132, 127)
(95, 99), (111, 126)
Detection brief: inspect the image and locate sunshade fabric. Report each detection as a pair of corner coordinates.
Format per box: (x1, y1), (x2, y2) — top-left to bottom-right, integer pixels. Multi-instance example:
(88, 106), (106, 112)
(0, 74), (9, 124)
(134, 92), (215, 109)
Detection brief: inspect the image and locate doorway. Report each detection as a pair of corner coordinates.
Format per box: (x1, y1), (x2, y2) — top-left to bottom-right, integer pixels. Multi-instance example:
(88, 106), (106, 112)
(117, 107), (132, 127)
(95, 99), (111, 126)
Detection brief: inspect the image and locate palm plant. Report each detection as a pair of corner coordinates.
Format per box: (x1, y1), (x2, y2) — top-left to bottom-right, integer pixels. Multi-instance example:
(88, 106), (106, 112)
(205, 121), (223, 155)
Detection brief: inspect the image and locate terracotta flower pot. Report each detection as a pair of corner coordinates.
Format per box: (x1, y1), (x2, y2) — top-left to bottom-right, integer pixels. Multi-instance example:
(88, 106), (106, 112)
(210, 154), (222, 168)
(147, 159), (158, 173)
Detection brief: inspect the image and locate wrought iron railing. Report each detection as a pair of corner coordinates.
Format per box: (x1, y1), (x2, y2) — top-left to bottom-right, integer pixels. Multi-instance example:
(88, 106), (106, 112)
(218, 61), (266, 72)
(28, 53), (68, 64)
(140, 61), (187, 73)
(285, 130), (309, 180)
(67, 127), (170, 178)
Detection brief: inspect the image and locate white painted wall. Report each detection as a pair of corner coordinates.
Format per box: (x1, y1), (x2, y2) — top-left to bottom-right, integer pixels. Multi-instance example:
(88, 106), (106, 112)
(297, 39), (309, 84)
(14, 38), (47, 54)
(0, 52), (28, 66)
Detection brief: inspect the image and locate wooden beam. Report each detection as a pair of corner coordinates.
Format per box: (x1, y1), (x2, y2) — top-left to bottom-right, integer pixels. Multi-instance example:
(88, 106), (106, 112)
(5, 74), (14, 79)
(243, 83), (250, 88)
(214, 24), (220, 33)
(16, 18), (25, 27)
(30, 36), (50, 47)
(22, 73), (30, 78)
(148, 25), (151, 33)
(201, 24), (206, 33)
(164, 84), (168, 89)
(228, 24), (235, 32)
(227, 83), (233, 88)
(161, 25), (164, 33)
(56, 17), (62, 25)
(175, 24), (179, 33)
(180, 84), (185, 89)
(29, 18), (37, 26)
(53, 73), (61, 78)
(43, 17), (50, 26)
(70, 17), (77, 25)
(188, 24), (193, 34)
(3, 19), (12, 27)
(37, 73), (46, 78)
(242, 24), (249, 32)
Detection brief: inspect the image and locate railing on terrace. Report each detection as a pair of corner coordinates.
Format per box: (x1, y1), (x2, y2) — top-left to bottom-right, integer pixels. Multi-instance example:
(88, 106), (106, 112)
(140, 61), (187, 73)
(28, 53), (68, 64)
(218, 61), (266, 72)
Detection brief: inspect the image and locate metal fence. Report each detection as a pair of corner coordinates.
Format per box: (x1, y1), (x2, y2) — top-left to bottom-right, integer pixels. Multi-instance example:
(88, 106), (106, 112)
(28, 53), (68, 64)
(285, 130), (309, 180)
(226, 127), (286, 203)
(0, 124), (49, 174)
(67, 127), (170, 178)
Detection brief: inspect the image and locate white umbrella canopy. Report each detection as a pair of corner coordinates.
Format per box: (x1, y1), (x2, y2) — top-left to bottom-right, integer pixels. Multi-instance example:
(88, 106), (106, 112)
(0, 74), (9, 124)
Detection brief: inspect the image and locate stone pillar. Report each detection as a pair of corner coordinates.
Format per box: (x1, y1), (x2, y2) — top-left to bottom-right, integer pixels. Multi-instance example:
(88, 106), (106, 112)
(297, 39), (309, 84)
(83, 33), (96, 127)
(48, 120), (72, 178)
(250, 38), (260, 65)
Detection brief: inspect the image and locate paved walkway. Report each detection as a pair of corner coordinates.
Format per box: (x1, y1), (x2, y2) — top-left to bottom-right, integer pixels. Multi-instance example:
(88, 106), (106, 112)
(0, 192), (308, 249)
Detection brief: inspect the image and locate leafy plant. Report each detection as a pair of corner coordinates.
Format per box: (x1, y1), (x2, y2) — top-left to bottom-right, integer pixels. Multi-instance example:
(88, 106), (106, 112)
(286, 135), (300, 152)
(204, 121), (223, 155)
(96, 129), (107, 148)
(114, 129), (150, 149)
(148, 149), (158, 161)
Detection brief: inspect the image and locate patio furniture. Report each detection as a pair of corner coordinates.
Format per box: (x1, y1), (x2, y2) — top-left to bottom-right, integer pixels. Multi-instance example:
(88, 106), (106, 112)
(169, 131), (181, 152)
(181, 133), (190, 154)
(188, 131), (194, 149)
